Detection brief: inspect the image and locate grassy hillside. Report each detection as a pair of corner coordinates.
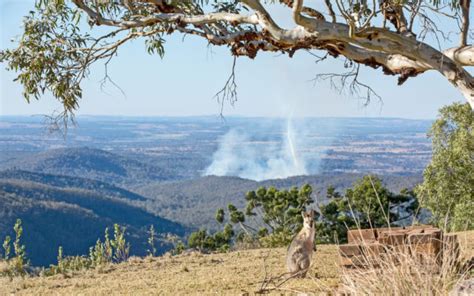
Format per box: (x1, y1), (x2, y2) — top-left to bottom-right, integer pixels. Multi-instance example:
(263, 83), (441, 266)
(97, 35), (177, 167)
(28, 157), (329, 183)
(138, 174), (422, 230)
(0, 246), (340, 295)
(0, 173), (186, 266)
(1, 231), (472, 295)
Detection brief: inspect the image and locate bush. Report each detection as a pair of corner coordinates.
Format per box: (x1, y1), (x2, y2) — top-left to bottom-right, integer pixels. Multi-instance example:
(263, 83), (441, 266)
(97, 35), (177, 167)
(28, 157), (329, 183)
(163, 233), (185, 255)
(187, 226), (233, 253)
(147, 225), (157, 257)
(110, 224), (129, 262)
(44, 246), (92, 276)
(45, 223), (130, 276)
(1, 219), (29, 277)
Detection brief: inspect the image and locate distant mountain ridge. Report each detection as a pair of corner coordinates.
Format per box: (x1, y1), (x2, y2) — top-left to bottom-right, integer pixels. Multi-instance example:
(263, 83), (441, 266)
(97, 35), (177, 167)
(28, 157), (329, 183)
(0, 170), (146, 201)
(0, 145), (424, 232)
(0, 147), (175, 188)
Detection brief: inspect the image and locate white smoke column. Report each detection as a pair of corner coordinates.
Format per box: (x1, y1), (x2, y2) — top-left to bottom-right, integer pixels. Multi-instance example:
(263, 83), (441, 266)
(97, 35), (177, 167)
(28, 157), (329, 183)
(204, 117), (307, 181)
(285, 115), (306, 174)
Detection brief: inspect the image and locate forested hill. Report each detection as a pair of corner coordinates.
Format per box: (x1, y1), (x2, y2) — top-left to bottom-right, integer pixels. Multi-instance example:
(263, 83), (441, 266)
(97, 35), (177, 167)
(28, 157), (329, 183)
(137, 173), (423, 230)
(0, 170), (187, 266)
(0, 170), (146, 201)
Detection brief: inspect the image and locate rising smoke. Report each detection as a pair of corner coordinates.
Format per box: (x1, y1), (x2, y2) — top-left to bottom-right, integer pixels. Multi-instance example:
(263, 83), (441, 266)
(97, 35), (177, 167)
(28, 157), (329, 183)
(204, 117), (308, 181)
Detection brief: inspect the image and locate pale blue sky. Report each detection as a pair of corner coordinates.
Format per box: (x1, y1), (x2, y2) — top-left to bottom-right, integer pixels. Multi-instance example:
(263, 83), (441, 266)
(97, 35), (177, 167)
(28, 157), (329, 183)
(0, 0), (467, 119)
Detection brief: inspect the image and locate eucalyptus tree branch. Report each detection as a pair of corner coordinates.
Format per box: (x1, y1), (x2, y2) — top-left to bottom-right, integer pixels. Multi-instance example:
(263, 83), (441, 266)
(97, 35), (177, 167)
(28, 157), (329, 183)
(313, 62), (381, 105)
(460, 0), (470, 47)
(324, 0), (337, 23)
(408, 0), (422, 32)
(285, 0), (474, 107)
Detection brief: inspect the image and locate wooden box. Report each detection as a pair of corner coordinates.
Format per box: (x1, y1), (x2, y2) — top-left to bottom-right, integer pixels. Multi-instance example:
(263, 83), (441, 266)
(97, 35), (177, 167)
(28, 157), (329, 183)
(347, 229), (377, 243)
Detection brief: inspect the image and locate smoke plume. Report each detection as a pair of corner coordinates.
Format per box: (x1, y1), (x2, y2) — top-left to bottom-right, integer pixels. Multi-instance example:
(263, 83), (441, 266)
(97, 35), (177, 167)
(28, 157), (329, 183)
(204, 117), (308, 181)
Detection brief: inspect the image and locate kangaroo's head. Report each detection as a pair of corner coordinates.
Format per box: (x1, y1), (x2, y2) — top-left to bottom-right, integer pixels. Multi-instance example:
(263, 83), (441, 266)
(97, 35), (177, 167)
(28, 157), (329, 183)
(301, 210), (315, 229)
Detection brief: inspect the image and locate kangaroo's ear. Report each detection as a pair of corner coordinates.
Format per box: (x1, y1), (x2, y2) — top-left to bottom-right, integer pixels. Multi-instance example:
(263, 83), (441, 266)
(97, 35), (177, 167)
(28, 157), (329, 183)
(301, 211), (305, 219)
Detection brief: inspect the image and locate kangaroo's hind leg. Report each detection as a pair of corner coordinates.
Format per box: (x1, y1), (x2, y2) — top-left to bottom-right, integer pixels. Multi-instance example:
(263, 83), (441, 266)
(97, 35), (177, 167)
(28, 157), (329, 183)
(298, 257), (311, 278)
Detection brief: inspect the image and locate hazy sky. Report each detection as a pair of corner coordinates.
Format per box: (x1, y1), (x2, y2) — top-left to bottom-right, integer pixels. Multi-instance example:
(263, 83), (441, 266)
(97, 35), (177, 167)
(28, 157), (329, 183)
(0, 0), (467, 119)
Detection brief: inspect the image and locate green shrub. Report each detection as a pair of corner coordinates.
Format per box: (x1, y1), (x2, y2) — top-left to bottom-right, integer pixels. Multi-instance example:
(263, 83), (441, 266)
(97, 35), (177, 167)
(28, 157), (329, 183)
(2, 236), (11, 260)
(0, 219), (29, 277)
(147, 225), (157, 257)
(259, 228), (294, 248)
(45, 223), (130, 276)
(163, 233), (185, 255)
(188, 229), (217, 251)
(44, 246), (92, 276)
(104, 227), (113, 262)
(110, 224), (129, 262)
(173, 241), (185, 255)
(89, 238), (108, 267)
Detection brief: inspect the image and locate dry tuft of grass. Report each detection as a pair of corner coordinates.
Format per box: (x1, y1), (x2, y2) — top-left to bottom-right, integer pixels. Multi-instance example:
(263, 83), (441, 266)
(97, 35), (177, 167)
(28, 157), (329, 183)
(454, 230), (474, 262)
(0, 260), (9, 274)
(340, 231), (474, 296)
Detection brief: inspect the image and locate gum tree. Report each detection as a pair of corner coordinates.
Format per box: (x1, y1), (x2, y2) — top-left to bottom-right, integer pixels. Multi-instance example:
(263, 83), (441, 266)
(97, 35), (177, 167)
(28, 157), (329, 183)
(416, 102), (474, 231)
(2, 0), (474, 124)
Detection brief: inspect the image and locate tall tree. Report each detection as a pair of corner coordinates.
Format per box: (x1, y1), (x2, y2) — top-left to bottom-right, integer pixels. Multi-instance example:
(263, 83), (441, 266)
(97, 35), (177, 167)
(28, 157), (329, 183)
(416, 102), (474, 231)
(1, 0), (474, 123)
(318, 176), (420, 243)
(186, 184), (314, 251)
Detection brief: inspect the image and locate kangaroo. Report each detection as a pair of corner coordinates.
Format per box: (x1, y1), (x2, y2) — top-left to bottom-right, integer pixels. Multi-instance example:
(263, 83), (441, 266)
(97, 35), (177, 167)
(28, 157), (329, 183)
(286, 210), (316, 278)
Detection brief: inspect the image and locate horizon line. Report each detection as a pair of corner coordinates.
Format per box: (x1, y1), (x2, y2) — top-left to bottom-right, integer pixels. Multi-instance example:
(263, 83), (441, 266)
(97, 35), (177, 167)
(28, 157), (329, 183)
(0, 114), (435, 121)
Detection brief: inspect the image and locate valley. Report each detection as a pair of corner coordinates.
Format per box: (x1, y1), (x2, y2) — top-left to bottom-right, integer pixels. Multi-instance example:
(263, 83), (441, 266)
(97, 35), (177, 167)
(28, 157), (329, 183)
(0, 116), (431, 266)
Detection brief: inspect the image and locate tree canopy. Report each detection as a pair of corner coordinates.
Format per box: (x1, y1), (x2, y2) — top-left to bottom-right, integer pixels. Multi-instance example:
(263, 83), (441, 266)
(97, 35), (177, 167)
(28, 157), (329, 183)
(1, 0), (474, 122)
(187, 184), (314, 251)
(416, 102), (474, 231)
(317, 175), (419, 243)
(185, 177), (421, 251)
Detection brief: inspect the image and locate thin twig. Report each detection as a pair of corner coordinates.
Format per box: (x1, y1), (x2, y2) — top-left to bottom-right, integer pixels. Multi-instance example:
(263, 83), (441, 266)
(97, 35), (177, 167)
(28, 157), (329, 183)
(214, 56), (238, 117)
(312, 62), (382, 106)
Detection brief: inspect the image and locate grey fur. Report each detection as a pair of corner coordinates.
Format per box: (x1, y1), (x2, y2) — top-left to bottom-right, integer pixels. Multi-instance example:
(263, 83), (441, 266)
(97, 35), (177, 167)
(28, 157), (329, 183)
(286, 210), (316, 278)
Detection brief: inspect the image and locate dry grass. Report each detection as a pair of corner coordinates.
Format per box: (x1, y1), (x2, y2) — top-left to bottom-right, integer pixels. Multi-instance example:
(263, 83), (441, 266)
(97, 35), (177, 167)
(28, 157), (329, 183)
(340, 230), (474, 296)
(0, 260), (9, 274)
(0, 231), (472, 296)
(454, 230), (474, 262)
(0, 245), (339, 295)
